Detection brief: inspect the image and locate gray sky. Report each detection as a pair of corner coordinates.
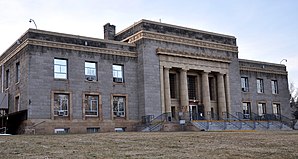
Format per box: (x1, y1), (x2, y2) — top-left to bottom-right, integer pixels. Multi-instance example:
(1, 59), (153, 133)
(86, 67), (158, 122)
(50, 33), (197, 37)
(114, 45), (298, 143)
(1, 0), (297, 86)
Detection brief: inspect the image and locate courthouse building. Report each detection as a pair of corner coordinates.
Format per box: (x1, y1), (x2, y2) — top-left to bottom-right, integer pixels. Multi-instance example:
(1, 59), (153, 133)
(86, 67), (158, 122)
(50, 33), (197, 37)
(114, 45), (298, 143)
(0, 19), (291, 134)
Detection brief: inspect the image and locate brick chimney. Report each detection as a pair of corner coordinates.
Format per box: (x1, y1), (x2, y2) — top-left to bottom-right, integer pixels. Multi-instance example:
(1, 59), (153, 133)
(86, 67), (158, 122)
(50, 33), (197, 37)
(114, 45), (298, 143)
(104, 23), (115, 40)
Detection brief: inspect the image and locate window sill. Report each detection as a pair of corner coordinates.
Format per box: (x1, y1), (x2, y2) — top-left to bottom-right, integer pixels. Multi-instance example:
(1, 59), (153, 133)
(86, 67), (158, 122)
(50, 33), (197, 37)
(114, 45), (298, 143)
(85, 115), (99, 117)
(113, 117), (126, 120)
(85, 80), (98, 83)
(113, 82), (125, 86)
(54, 78), (68, 81)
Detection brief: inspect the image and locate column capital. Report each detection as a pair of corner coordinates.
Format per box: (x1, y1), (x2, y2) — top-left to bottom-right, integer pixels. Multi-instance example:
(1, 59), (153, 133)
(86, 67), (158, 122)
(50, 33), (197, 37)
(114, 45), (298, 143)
(163, 66), (172, 69)
(180, 68), (189, 72)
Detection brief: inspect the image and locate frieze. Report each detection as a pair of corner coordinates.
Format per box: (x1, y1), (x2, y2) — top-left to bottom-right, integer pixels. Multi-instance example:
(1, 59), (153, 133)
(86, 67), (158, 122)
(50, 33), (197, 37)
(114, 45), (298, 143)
(124, 31), (238, 53)
(240, 66), (287, 75)
(156, 48), (231, 63)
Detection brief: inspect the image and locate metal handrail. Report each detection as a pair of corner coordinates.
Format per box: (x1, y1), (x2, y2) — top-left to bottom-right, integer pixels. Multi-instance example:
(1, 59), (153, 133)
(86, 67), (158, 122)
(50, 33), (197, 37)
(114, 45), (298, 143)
(222, 112), (242, 129)
(251, 112), (269, 129)
(236, 112), (256, 129)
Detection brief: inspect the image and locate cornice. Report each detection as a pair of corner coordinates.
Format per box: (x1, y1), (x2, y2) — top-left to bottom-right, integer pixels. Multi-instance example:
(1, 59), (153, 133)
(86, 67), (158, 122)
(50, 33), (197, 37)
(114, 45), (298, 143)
(0, 39), (137, 65)
(28, 29), (136, 47)
(240, 66), (287, 75)
(156, 48), (231, 63)
(123, 31), (238, 53)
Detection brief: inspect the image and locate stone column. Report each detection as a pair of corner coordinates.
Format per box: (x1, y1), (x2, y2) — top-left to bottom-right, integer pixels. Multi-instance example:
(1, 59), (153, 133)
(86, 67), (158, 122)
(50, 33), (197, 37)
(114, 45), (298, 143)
(164, 67), (171, 113)
(202, 71), (211, 119)
(160, 66), (165, 114)
(180, 68), (189, 112)
(217, 73), (227, 119)
(225, 74), (231, 116)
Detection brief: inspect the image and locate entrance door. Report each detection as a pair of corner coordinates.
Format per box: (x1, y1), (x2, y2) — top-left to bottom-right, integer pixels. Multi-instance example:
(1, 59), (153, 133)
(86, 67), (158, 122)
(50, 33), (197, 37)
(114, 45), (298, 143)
(189, 105), (198, 120)
(171, 106), (176, 119)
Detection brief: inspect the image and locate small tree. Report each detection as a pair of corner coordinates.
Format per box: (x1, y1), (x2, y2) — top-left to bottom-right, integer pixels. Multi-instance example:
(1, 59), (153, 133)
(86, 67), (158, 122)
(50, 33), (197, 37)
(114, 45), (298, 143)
(289, 83), (298, 119)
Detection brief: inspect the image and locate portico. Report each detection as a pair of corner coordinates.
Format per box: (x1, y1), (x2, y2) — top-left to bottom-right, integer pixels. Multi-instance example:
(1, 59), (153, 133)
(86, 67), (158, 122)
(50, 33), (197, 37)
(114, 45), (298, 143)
(157, 48), (231, 120)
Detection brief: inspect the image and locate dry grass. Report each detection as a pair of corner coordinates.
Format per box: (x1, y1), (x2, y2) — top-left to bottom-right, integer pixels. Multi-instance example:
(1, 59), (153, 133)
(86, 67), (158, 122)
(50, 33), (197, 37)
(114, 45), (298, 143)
(0, 131), (298, 159)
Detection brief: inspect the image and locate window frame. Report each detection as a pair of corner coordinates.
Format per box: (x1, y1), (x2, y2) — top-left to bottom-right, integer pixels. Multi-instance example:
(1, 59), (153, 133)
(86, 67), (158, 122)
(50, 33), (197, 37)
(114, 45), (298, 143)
(257, 102), (266, 116)
(256, 78), (264, 93)
(16, 62), (20, 83)
(85, 61), (97, 81)
(242, 102), (251, 119)
(54, 58), (68, 79)
(51, 91), (72, 119)
(241, 77), (249, 92)
(169, 73), (176, 98)
(84, 94), (99, 117)
(112, 64), (124, 83)
(5, 69), (9, 89)
(111, 94), (128, 120)
(271, 80), (278, 94)
(272, 103), (281, 115)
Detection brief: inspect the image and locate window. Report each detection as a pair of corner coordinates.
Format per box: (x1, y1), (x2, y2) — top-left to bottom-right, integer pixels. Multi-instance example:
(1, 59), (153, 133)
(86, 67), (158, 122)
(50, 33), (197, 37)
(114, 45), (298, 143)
(15, 96), (20, 112)
(188, 76), (196, 100)
(85, 95), (98, 116)
(16, 62), (20, 83)
(54, 128), (69, 134)
(242, 102), (251, 119)
(54, 94), (69, 116)
(113, 96), (126, 117)
(113, 64), (124, 83)
(85, 62), (97, 81)
(54, 59), (67, 79)
(256, 79), (264, 93)
(257, 103), (266, 116)
(87, 127), (100, 133)
(169, 74), (176, 98)
(271, 80), (278, 94)
(272, 103), (281, 115)
(241, 77), (249, 92)
(5, 69), (9, 89)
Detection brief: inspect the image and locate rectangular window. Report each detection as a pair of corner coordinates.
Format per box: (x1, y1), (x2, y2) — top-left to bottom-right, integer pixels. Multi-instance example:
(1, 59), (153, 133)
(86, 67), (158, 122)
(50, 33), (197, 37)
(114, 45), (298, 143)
(16, 62), (20, 83)
(257, 103), (266, 116)
(188, 76), (196, 100)
(54, 59), (67, 79)
(241, 77), (249, 92)
(54, 94), (69, 116)
(5, 69), (9, 89)
(256, 79), (264, 93)
(54, 128), (69, 134)
(113, 96), (126, 118)
(85, 95), (99, 116)
(87, 127), (100, 133)
(15, 96), (20, 112)
(85, 62), (97, 81)
(242, 102), (251, 119)
(169, 74), (176, 98)
(272, 103), (281, 115)
(271, 80), (278, 94)
(113, 64), (124, 83)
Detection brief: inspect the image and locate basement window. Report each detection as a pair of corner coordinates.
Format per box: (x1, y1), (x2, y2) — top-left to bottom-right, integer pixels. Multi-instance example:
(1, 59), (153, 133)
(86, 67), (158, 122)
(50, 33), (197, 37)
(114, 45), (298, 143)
(54, 128), (69, 134)
(87, 127), (100, 133)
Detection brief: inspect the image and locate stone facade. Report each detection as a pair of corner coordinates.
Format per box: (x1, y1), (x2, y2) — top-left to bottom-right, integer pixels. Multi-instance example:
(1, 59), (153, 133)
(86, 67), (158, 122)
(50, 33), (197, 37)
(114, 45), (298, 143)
(0, 19), (291, 134)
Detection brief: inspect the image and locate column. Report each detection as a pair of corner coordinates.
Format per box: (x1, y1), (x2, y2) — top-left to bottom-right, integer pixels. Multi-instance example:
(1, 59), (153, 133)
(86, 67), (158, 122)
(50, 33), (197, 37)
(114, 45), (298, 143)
(160, 66), (165, 114)
(202, 71), (211, 119)
(225, 74), (231, 116)
(164, 67), (171, 113)
(217, 73), (227, 119)
(180, 68), (189, 112)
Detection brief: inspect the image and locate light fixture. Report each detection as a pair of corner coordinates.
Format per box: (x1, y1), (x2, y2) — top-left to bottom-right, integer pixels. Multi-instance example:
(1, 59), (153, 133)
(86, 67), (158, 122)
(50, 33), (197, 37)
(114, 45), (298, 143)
(29, 19), (37, 29)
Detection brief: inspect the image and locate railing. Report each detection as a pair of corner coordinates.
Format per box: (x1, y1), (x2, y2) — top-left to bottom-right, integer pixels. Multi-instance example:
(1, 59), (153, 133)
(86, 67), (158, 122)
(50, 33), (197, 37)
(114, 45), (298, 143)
(207, 111), (226, 130)
(222, 112), (242, 130)
(0, 127), (6, 134)
(236, 112), (256, 129)
(251, 112), (269, 129)
(146, 113), (168, 132)
(279, 114), (294, 129)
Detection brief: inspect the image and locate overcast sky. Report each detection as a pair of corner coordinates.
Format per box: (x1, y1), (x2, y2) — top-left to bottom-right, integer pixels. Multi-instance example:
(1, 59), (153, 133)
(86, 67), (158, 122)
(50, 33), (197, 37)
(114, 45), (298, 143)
(0, 0), (297, 86)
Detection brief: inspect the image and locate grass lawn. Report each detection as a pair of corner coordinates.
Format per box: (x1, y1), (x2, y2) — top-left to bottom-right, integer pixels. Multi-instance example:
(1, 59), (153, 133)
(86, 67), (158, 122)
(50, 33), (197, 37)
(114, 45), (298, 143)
(0, 131), (297, 159)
